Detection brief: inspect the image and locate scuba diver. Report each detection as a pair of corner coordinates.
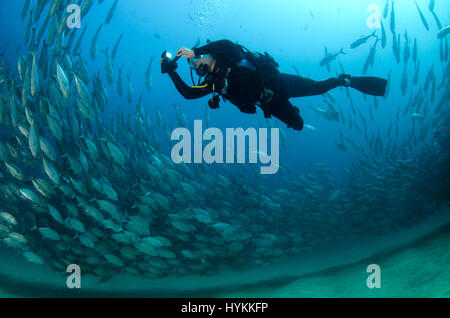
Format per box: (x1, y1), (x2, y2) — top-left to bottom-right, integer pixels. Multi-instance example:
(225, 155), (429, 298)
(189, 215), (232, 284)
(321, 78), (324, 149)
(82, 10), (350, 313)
(160, 39), (387, 131)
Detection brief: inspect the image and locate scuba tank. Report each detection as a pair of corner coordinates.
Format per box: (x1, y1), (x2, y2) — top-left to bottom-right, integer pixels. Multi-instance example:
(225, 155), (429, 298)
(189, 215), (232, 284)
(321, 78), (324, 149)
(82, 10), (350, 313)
(236, 44), (280, 117)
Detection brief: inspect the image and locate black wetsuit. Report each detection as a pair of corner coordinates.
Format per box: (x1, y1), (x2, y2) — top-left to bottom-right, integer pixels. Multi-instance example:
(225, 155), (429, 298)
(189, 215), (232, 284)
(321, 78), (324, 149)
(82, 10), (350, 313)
(168, 39), (345, 131)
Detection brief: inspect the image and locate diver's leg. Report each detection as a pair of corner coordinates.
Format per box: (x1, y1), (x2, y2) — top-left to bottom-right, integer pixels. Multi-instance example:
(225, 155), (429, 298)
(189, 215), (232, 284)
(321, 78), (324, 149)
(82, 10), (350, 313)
(265, 98), (304, 131)
(274, 73), (343, 98)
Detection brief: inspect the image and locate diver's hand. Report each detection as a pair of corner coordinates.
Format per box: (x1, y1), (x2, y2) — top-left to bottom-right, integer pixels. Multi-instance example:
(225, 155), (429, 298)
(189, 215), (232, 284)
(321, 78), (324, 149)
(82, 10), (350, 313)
(161, 58), (177, 74)
(177, 47), (195, 58)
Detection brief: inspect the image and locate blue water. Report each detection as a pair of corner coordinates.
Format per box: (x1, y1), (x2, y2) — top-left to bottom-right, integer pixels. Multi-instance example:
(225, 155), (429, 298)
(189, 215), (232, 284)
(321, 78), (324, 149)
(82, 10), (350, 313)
(2, 0), (440, 183)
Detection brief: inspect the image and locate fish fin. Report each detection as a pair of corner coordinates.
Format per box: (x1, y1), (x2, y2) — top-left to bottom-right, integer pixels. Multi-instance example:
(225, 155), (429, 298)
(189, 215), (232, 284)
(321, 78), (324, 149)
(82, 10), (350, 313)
(30, 220), (37, 231)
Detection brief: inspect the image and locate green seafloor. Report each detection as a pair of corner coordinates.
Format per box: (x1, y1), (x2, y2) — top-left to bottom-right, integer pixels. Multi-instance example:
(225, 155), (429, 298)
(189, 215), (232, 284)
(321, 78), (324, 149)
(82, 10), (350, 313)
(1, 228), (450, 298)
(1, 207), (449, 298)
(215, 226), (450, 298)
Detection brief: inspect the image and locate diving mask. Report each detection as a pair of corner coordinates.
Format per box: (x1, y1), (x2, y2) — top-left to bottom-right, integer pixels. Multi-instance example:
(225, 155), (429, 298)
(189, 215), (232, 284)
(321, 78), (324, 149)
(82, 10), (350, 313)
(188, 55), (211, 77)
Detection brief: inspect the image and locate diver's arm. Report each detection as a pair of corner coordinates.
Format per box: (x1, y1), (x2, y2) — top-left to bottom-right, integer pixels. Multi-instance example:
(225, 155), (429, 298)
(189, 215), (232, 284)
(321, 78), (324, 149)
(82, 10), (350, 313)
(194, 40), (243, 64)
(168, 72), (211, 99)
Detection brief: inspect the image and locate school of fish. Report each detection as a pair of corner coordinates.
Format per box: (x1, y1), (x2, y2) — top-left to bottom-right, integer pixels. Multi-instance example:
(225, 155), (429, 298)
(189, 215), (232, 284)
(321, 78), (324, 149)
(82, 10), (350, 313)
(0, 0), (449, 283)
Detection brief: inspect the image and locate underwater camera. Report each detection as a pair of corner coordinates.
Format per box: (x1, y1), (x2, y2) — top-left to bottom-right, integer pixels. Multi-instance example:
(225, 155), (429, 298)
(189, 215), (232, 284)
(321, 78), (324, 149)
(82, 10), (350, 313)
(161, 50), (181, 63)
(160, 50), (182, 74)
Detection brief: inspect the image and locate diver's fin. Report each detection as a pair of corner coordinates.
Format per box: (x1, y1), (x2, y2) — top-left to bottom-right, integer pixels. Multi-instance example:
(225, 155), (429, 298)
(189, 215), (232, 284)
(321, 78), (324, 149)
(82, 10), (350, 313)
(350, 76), (387, 97)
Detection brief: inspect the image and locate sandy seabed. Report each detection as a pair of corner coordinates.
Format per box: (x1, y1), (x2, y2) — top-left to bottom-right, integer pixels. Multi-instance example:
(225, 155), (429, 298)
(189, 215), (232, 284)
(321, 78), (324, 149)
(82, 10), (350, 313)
(0, 208), (449, 298)
(213, 227), (450, 298)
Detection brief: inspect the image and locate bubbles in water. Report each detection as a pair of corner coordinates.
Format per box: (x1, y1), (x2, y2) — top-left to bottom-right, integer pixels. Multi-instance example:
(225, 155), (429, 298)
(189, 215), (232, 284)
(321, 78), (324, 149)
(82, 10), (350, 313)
(191, 0), (228, 29)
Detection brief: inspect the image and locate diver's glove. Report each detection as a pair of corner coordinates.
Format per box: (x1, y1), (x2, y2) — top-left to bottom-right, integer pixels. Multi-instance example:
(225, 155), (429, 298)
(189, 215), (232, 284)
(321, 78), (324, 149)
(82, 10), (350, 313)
(161, 58), (178, 74)
(339, 74), (352, 87)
